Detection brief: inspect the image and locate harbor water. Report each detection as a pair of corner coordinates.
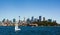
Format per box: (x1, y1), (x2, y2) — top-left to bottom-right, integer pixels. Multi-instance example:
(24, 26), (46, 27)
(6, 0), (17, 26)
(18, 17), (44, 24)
(0, 26), (60, 35)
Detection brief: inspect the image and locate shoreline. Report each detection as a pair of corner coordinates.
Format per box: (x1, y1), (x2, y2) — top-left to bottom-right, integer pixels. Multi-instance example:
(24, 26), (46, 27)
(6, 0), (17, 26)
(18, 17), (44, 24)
(0, 26), (60, 27)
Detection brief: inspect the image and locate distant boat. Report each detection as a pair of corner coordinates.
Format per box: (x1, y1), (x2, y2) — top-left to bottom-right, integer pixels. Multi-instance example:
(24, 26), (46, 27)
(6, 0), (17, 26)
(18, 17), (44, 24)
(15, 23), (21, 31)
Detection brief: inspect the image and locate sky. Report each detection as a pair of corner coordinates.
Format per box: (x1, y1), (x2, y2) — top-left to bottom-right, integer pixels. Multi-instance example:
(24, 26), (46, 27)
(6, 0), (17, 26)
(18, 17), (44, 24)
(0, 0), (60, 23)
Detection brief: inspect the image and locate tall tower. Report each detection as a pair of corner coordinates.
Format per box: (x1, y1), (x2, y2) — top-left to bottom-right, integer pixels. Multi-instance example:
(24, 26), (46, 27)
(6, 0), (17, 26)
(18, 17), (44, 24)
(43, 17), (45, 21)
(48, 19), (52, 22)
(13, 18), (16, 23)
(27, 18), (30, 24)
(2, 18), (5, 22)
(31, 16), (34, 22)
(23, 17), (25, 22)
(39, 16), (41, 21)
(19, 16), (20, 23)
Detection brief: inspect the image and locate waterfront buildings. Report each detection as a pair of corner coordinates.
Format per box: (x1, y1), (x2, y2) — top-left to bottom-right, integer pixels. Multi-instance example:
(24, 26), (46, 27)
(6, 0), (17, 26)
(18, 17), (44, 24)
(48, 19), (52, 22)
(26, 18), (31, 24)
(43, 17), (45, 21)
(0, 16), (58, 26)
(13, 18), (16, 23)
(31, 16), (34, 22)
(19, 16), (20, 23)
(39, 16), (42, 22)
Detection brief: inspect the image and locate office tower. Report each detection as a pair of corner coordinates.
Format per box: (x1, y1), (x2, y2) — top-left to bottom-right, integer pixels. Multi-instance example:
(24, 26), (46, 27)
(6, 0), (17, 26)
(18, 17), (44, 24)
(23, 17), (25, 21)
(13, 18), (16, 22)
(23, 17), (26, 23)
(53, 20), (56, 23)
(10, 21), (12, 24)
(48, 19), (52, 22)
(34, 18), (38, 22)
(6, 19), (10, 24)
(31, 16), (34, 22)
(39, 16), (42, 22)
(26, 18), (31, 24)
(7, 19), (9, 22)
(43, 17), (45, 21)
(37, 19), (39, 22)
(2, 18), (5, 22)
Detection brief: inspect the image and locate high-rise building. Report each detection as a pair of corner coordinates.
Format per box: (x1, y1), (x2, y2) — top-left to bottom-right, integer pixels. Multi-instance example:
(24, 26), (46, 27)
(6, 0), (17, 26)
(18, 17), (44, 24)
(31, 16), (34, 22)
(48, 19), (52, 22)
(34, 18), (38, 22)
(19, 16), (20, 23)
(43, 17), (45, 21)
(13, 18), (16, 22)
(23, 17), (25, 21)
(53, 20), (56, 23)
(39, 16), (42, 22)
(26, 18), (31, 24)
(23, 17), (26, 23)
(6, 19), (9, 22)
(2, 18), (5, 22)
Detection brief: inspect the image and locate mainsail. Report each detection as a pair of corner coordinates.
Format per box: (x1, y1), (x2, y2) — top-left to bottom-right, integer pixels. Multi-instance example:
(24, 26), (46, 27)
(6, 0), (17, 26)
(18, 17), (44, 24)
(15, 22), (21, 31)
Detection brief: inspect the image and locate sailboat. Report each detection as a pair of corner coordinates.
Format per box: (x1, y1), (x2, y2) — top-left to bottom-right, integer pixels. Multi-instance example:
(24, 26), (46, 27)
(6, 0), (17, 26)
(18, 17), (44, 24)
(15, 23), (21, 31)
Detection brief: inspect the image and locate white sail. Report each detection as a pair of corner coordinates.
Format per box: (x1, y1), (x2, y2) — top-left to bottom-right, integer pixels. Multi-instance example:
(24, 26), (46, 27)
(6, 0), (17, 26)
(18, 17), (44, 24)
(15, 22), (21, 31)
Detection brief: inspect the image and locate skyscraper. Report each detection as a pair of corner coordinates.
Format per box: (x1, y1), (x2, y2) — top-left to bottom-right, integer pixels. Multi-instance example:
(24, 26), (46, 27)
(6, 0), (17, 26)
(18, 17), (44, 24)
(34, 18), (38, 22)
(48, 19), (52, 22)
(13, 18), (16, 23)
(19, 16), (20, 23)
(43, 17), (45, 21)
(31, 16), (34, 22)
(39, 16), (42, 22)
(23, 17), (26, 23)
(53, 20), (56, 23)
(2, 18), (5, 22)
(26, 18), (31, 24)
(24, 17), (25, 21)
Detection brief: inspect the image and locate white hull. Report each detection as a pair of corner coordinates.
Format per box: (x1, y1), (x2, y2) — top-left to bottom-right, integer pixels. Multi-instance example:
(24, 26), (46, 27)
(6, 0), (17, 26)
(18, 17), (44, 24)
(15, 27), (21, 31)
(15, 23), (21, 31)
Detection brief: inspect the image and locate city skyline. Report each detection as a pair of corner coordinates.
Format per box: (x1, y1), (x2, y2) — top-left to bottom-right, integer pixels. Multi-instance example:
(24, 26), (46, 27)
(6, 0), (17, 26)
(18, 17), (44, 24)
(0, 0), (60, 23)
(0, 16), (57, 23)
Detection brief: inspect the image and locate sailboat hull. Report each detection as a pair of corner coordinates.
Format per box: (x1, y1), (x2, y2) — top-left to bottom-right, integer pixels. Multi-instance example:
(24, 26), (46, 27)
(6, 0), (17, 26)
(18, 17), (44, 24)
(15, 23), (21, 31)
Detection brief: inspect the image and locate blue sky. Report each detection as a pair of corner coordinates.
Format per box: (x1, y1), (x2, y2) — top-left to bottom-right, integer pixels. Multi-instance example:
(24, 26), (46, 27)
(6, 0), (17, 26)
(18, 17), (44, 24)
(0, 0), (60, 23)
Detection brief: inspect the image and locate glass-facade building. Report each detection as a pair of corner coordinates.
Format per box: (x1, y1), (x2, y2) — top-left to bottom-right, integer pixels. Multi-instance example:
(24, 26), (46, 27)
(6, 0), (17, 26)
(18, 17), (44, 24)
(43, 17), (45, 21)
(31, 16), (34, 22)
(13, 18), (16, 22)
(39, 16), (42, 22)
(48, 19), (52, 22)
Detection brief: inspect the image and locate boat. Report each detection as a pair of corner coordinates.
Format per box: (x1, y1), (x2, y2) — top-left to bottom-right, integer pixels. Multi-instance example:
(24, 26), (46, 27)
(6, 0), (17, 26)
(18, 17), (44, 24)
(15, 23), (21, 31)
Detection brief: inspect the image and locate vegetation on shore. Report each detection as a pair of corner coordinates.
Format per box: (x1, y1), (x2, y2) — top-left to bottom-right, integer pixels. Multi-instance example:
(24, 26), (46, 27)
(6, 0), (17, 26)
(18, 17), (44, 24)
(32, 21), (58, 26)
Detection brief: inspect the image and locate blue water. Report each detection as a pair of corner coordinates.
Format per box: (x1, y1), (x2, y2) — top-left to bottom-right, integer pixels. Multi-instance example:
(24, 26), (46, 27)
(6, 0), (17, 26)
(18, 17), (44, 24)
(0, 26), (60, 35)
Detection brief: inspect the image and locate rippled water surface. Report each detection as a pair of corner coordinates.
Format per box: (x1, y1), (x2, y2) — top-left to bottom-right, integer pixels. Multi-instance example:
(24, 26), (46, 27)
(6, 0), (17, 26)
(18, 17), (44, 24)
(0, 26), (60, 35)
